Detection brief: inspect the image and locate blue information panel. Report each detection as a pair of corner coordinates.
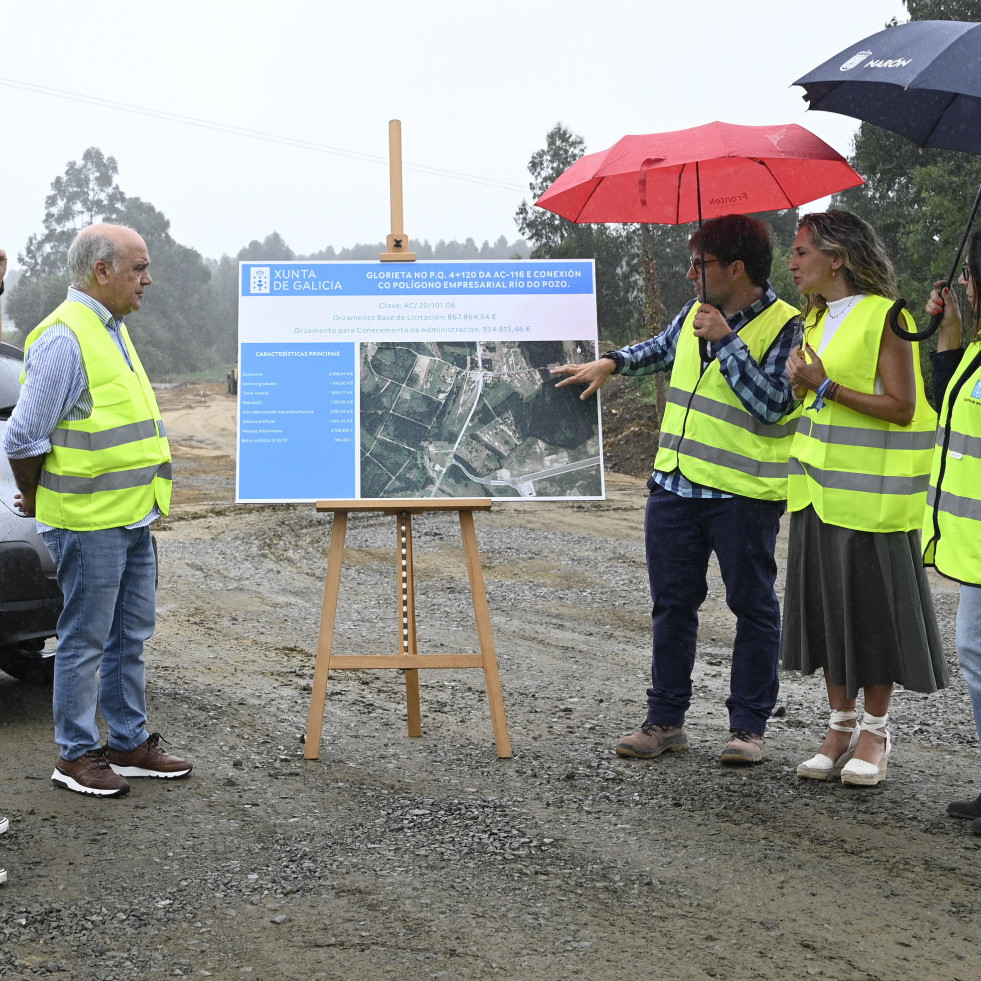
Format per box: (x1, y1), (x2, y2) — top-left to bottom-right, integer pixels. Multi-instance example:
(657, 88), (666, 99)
(237, 260), (602, 502)
(239, 343), (356, 500)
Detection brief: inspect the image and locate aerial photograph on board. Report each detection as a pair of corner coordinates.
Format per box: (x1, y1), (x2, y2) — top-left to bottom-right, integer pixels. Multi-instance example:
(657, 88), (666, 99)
(360, 340), (603, 499)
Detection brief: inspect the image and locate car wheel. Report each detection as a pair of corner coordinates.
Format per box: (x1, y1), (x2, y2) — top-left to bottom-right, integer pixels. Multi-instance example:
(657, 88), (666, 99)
(0, 643), (55, 684)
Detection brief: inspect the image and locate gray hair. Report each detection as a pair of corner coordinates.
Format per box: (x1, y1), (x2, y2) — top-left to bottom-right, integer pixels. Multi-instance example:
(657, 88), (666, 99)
(67, 230), (120, 288)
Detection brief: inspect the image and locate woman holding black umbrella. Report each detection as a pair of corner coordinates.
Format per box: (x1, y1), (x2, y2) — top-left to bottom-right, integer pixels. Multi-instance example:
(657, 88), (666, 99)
(925, 239), (981, 832)
(782, 210), (948, 787)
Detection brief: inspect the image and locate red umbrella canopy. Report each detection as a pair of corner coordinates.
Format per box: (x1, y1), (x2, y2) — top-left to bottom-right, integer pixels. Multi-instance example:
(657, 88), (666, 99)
(534, 121), (864, 225)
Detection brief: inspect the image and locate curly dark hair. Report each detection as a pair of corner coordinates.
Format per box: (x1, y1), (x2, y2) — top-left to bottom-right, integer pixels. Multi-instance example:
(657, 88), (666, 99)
(688, 214), (773, 288)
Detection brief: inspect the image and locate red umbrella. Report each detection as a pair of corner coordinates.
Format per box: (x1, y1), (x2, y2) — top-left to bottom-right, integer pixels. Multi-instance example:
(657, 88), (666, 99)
(534, 121), (863, 224)
(535, 121), (863, 361)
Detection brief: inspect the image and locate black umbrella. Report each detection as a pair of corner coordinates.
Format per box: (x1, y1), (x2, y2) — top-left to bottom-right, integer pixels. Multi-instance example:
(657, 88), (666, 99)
(794, 19), (981, 340)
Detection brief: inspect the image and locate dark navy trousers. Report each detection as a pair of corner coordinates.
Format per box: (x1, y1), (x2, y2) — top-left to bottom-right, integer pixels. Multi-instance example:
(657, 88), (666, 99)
(644, 481), (783, 735)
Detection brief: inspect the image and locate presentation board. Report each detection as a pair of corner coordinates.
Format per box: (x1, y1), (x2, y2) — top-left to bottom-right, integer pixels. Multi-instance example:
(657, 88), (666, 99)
(236, 259), (603, 502)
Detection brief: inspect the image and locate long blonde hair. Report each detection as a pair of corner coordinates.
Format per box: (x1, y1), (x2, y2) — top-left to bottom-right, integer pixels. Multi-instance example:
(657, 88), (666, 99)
(796, 210), (898, 322)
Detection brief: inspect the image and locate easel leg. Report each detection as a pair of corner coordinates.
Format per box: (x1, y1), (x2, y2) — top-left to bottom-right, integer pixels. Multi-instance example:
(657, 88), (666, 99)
(304, 511), (348, 760)
(459, 510), (512, 759)
(398, 511), (423, 737)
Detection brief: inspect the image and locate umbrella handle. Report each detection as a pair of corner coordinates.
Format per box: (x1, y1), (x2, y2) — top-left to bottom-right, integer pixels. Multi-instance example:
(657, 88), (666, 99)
(889, 183), (981, 341)
(888, 299), (942, 341)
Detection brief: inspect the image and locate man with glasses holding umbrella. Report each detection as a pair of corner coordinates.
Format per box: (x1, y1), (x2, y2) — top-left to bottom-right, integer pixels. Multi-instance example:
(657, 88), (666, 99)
(553, 214), (801, 765)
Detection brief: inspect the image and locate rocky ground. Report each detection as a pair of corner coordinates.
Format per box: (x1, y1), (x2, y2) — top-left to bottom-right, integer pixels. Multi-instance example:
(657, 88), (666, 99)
(1, 381), (979, 981)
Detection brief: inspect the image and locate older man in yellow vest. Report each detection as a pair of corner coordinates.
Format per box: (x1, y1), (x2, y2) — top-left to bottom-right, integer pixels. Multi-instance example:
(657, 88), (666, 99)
(5, 223), (192, 798)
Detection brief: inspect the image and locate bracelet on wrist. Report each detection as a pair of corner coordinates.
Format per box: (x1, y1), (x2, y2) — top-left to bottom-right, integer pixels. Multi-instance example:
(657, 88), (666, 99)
(807, 377), (836, 413)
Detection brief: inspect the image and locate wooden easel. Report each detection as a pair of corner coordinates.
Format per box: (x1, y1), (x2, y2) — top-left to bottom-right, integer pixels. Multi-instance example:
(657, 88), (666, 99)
(303, 500), (512, 759)
(303, 122), (511, 760)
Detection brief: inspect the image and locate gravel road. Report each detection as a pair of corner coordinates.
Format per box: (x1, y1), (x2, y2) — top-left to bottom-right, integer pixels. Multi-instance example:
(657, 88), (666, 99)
(1, 382), (979, 981)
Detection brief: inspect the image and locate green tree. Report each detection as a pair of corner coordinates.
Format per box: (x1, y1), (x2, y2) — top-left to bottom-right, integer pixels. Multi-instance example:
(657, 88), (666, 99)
(20, 148), (125, 280)
(905, 0), (980, 18)
(515, 124), (588, 254)
(115, 196), (223, 376)
(7, 150), (228, 375)
(4, 272), (70, 342)
(238, 232), (295, 262)
(9, 148), (128, 336)
(515, 123), (644, 348)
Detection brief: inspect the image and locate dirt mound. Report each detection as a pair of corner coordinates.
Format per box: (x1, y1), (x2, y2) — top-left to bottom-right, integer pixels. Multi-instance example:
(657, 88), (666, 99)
(598, 375), (660, 479)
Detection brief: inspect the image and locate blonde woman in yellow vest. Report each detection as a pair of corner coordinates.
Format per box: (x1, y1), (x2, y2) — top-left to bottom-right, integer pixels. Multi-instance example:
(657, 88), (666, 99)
(782, 210), (947, 788)
(924, 230), (981, 834)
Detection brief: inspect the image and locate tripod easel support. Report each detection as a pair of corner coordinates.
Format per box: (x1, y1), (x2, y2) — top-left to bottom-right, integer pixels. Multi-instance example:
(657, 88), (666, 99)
(303, 499), (512, 760)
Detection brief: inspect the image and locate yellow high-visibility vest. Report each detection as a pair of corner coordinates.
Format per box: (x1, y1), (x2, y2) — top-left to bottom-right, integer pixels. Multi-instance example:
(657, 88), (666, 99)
(653, 298), (801, 500)
(922, 340), (981, 586)
(788, 295), (936, 533)
(23, 300), (172, 531)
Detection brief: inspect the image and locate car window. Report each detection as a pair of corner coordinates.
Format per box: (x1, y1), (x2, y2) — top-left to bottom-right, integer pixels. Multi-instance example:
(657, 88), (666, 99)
(0, 349), (24, 414)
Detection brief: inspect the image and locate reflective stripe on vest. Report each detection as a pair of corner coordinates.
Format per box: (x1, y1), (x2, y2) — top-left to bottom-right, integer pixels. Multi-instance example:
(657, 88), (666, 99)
(922, 341), (981, 585)
(652, 297), (801, 500)
(787, 295), (936, 532)
(39, 461), (174, 495)
(49, 418), (167, 451)
(24, 300), (172, 531)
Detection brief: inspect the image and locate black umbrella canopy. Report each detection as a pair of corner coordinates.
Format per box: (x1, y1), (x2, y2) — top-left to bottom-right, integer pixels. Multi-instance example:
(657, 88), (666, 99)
(795, 19), (981, 339)
(794, 19), (981, 154)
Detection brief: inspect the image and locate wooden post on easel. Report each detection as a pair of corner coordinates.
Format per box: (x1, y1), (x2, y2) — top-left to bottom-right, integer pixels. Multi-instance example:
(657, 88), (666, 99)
(303, 500), (512, 760)
(379, 119), (416, 261)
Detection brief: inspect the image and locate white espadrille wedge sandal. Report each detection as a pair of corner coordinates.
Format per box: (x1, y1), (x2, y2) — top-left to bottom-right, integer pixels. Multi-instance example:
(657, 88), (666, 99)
(796, 709), (861, 780)
(840, 713), (891, 787)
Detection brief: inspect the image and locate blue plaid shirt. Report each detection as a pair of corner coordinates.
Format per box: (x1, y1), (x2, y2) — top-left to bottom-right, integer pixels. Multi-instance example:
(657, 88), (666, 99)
(606, 285), (801, 498)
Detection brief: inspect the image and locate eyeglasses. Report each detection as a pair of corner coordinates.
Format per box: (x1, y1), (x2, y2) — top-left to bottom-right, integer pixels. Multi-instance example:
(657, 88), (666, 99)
(962, 262), (973, 283)
(689, 257), (721, 273)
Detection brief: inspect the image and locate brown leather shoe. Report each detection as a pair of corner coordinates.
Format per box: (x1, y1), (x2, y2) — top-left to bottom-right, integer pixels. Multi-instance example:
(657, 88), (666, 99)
(52, 749), (130, 797)
(616, 721), (688, 759)
(106, 733), (192, 779)
(721, 729), (768, 765)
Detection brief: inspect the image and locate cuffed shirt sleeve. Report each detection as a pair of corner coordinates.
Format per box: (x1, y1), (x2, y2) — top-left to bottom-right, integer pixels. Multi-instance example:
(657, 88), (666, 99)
(3, 329), (86, 459)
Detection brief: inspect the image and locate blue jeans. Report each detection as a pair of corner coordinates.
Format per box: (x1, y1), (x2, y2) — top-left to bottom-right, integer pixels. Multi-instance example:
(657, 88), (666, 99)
(644, 483), (783, 735)
(43, 525), (156, 760)
(956, 584), (981, 793)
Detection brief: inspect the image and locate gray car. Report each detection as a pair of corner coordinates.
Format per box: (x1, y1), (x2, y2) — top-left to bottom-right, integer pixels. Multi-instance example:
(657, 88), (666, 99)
(0, 342), (61, 683)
